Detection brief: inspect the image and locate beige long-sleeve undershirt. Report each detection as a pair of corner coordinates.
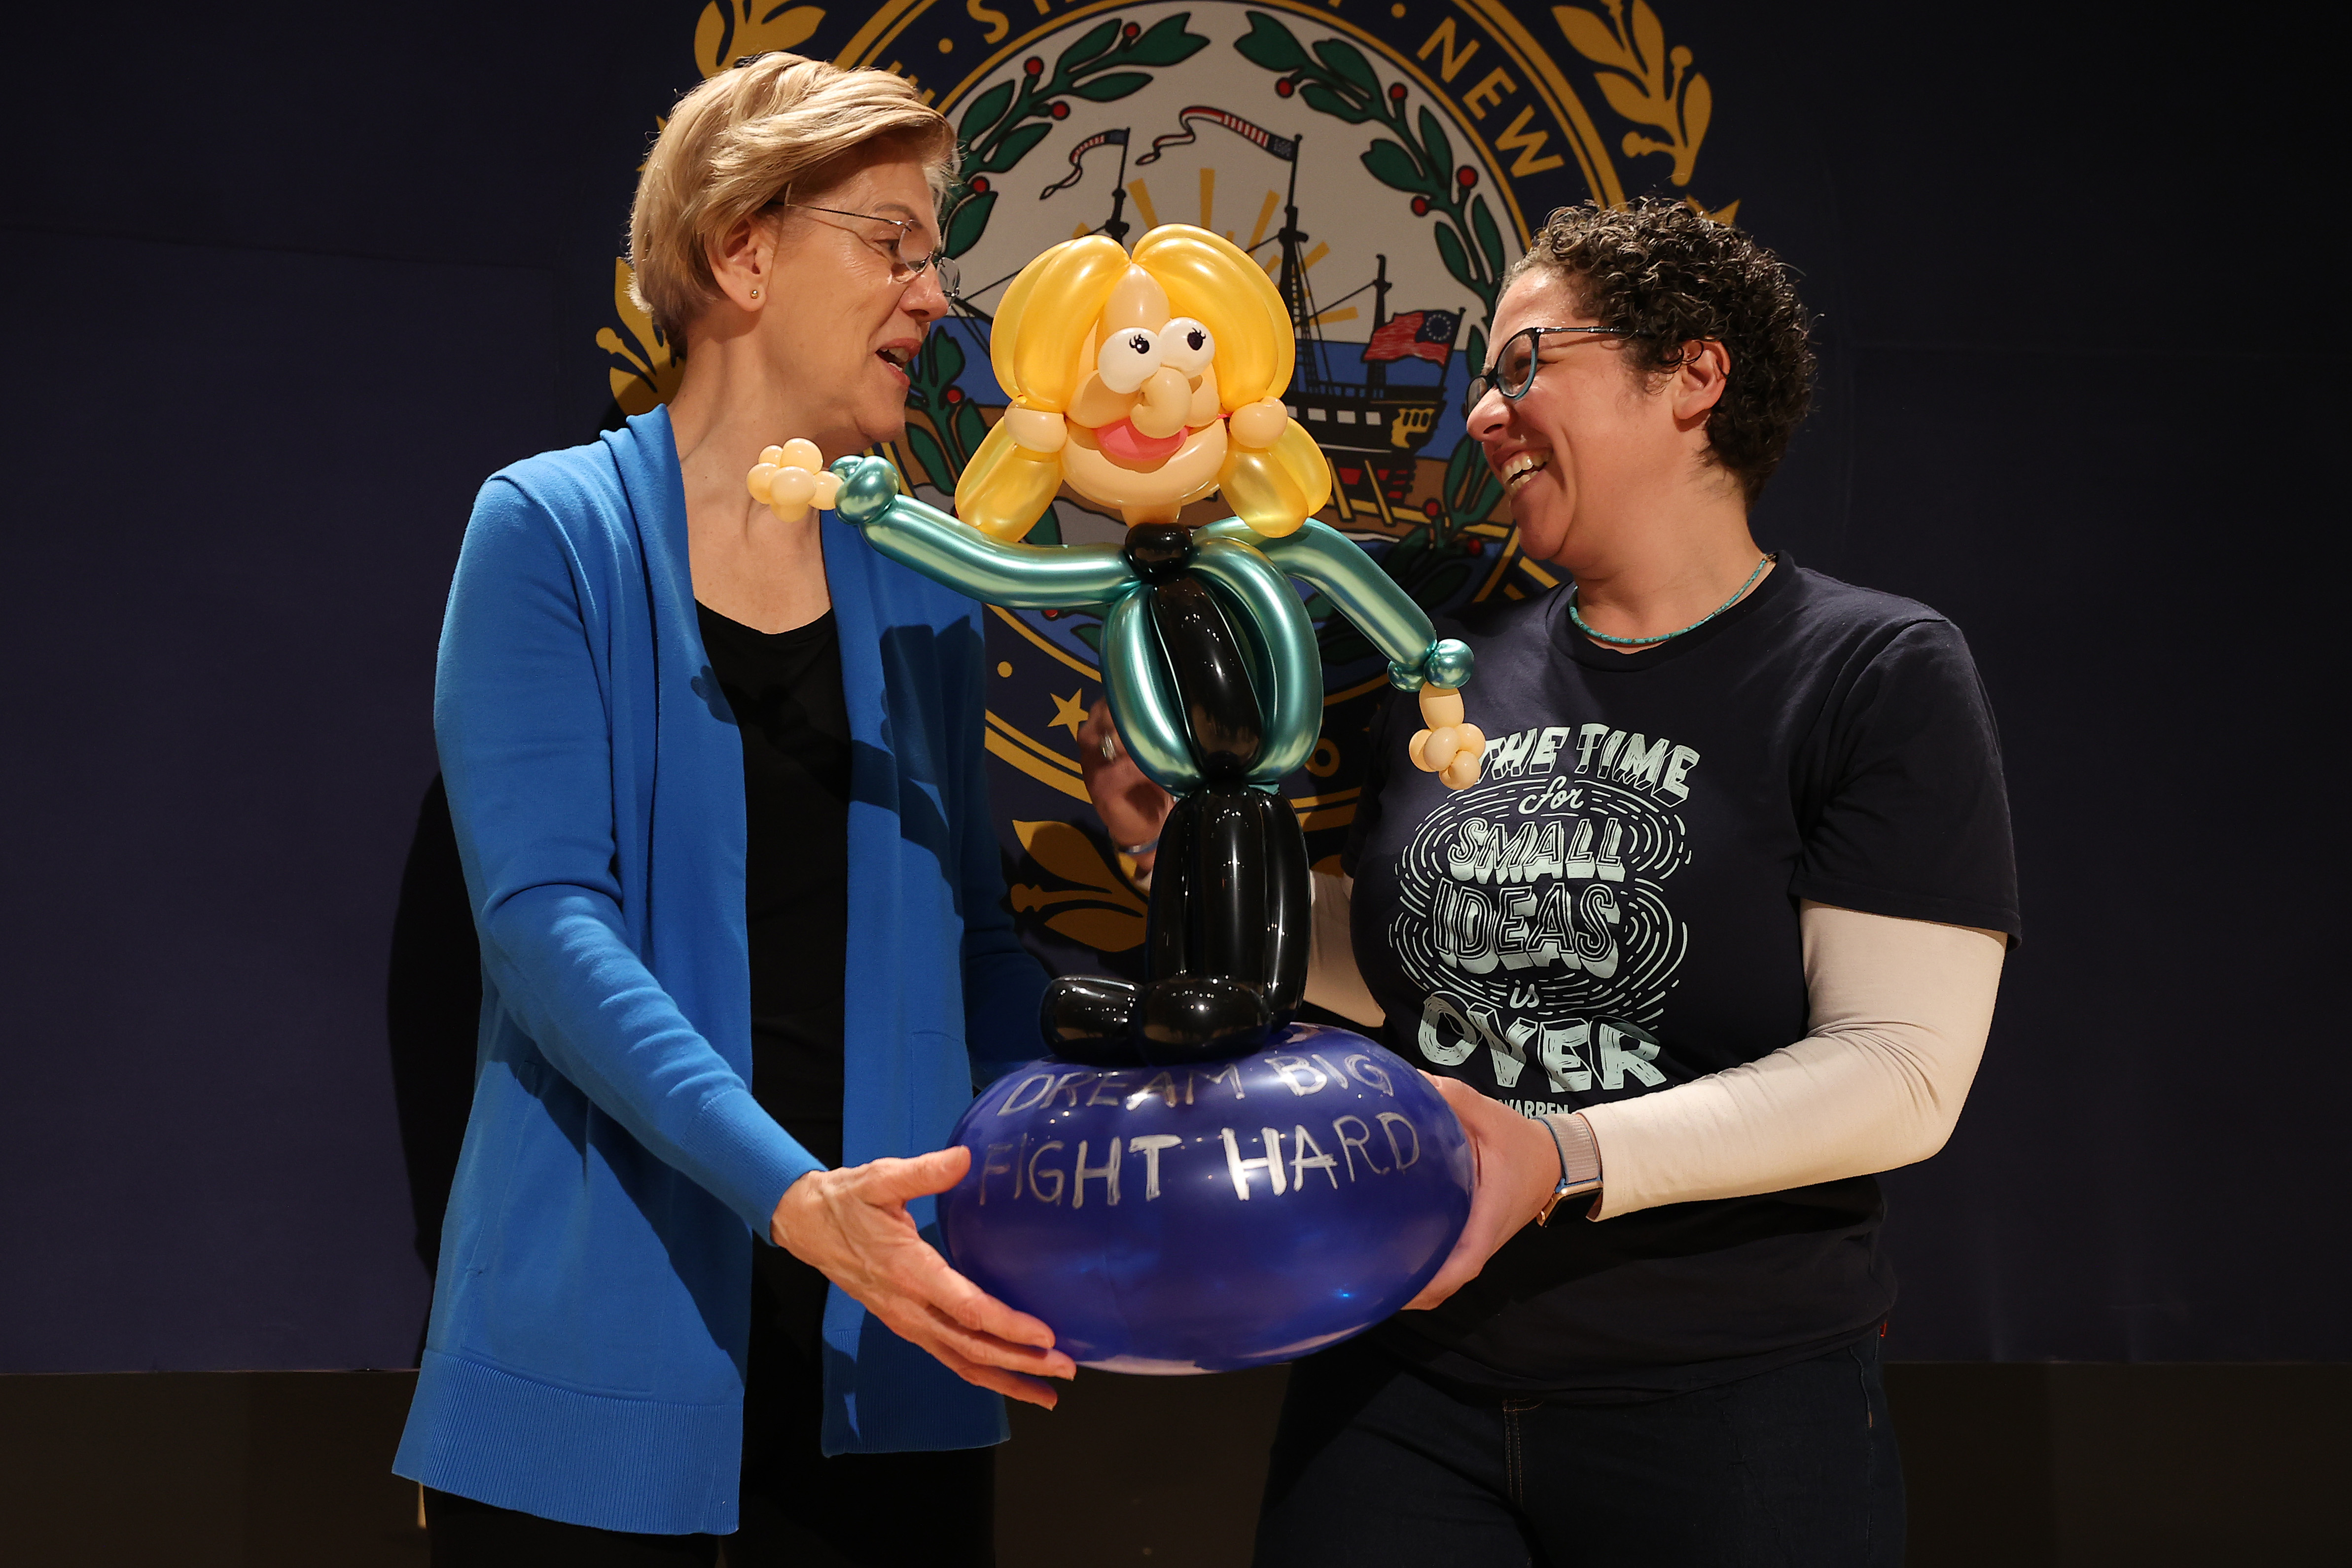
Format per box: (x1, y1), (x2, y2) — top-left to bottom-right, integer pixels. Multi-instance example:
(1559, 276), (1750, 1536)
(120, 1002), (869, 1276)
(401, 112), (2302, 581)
(1304, 873), (2006, 1221)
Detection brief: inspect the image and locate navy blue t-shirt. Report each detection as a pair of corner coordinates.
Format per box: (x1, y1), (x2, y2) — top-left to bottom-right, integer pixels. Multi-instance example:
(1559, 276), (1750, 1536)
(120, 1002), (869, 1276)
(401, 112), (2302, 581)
(1345, 558), (2019, 1397)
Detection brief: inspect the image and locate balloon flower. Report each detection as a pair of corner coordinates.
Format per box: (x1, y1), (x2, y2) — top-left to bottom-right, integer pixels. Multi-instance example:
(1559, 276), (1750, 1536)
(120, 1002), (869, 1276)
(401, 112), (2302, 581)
(754, 225), (1484, 1062)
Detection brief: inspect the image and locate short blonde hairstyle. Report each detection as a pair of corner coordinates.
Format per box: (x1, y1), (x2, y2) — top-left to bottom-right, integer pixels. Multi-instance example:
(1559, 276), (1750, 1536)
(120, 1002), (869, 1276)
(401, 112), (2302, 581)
(628, 54), (955, 346)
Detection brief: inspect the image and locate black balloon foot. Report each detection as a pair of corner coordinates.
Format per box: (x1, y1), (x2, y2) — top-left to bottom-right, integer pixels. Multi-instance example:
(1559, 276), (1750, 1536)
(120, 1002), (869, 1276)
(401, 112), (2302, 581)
(1039, 974), (1273, 1066)
(1135, 975), (1272, 1063)
(1041, 975), (1140, 1063)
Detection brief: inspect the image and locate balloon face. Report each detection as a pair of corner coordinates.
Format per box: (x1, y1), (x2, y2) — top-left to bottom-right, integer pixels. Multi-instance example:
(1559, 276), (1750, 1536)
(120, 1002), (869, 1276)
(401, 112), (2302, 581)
(938, 1024), (1473, 1374)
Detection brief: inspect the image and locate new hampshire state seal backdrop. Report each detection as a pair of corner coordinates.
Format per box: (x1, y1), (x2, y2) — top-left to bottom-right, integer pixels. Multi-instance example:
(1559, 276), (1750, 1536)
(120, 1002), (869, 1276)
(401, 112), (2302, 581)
(603, 0), (1745, 984)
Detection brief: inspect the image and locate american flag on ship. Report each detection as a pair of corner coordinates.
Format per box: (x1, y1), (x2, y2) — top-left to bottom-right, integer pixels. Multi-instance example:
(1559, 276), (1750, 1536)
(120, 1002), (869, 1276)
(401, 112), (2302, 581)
(1362, 310), (1461, 367)
(1135, 107), (1298, 166)
(1038, 128), (1129, 199)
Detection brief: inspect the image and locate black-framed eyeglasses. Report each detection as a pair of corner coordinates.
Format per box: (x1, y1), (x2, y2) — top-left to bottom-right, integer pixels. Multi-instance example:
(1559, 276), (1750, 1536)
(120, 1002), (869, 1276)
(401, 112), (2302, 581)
(1463, 325), (1636, 417)
(765, 200), (960, 297)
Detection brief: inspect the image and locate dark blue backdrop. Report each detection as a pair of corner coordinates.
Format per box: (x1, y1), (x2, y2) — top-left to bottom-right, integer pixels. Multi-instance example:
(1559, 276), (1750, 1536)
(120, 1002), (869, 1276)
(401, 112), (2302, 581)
(3, 0), (2341, 1372)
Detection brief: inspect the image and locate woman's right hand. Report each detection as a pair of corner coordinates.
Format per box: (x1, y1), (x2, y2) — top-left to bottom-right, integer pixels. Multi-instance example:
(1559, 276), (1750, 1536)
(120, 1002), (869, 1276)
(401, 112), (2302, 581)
(1076, 699), (1174, 870)
(770, 1146), (1077, 1407)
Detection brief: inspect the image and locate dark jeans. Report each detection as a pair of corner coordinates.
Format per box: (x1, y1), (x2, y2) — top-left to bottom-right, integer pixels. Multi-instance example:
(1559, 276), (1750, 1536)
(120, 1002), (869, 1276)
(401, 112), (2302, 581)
(427, 1248), (994, 1568)
(1254, 1330), (1903, 1568)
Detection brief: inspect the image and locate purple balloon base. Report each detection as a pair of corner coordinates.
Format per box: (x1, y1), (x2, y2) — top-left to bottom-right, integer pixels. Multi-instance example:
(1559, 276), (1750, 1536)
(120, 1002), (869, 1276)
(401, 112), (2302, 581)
(938, 1023), (1473, 1374)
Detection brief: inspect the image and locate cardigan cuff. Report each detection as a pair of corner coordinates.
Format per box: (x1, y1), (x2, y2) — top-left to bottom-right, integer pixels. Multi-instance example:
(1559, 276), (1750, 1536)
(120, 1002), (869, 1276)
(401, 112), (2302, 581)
(690, 1084), (827, 1238)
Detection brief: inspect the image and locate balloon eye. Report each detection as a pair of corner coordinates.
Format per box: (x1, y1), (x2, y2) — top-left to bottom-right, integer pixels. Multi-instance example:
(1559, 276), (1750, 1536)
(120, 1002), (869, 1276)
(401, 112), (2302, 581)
(1160, 317), (1215, 376)
(1097, 326), (1163, 393)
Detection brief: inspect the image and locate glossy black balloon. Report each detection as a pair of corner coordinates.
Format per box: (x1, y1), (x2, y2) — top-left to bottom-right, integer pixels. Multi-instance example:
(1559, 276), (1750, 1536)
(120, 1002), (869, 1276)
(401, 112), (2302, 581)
(1149, 575), (1262, 778)
(1121, 523), (1193, 582)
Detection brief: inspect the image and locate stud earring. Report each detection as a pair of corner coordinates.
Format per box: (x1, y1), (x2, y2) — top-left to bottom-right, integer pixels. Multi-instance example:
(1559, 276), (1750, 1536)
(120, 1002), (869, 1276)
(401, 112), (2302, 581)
(750, 287), (761, 298)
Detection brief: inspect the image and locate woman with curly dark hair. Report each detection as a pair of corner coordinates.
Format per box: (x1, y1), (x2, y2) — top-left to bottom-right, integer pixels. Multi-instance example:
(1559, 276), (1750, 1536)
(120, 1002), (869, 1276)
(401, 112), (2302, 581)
(1085, 197), (2018, 1565)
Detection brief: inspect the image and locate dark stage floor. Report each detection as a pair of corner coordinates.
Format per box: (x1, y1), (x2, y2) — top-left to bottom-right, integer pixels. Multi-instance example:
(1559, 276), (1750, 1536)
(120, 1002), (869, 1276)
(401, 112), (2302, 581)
(0, 1362), (2342, 1566)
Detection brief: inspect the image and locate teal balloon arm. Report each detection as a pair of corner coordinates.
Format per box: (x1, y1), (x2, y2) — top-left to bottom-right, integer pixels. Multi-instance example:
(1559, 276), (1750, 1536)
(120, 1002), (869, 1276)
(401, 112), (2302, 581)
(1101, 588), (1202, 795)
(1190, 540), (1323, 783)
(1197, 518), (1459, 683)
(848, 488), (1135, 608)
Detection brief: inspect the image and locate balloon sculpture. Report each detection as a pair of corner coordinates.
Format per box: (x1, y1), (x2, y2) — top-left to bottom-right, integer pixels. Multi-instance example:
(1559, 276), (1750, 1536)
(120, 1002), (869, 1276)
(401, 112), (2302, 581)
(751, 225), (1485, 1063)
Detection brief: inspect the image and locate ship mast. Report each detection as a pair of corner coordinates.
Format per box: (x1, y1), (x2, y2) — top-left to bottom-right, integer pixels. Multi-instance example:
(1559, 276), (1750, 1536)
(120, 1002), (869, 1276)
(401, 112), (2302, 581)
(1366, 252), (1390, 392)
(1272, 143), (1319, 393)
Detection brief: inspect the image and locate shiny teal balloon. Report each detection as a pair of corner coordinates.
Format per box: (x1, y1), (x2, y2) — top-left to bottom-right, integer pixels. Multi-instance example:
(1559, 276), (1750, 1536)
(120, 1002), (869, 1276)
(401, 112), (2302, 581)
(1101, 587), (1201, 794)
(1197, 517), (1441, 677)
(1189, 540), (1321, 783)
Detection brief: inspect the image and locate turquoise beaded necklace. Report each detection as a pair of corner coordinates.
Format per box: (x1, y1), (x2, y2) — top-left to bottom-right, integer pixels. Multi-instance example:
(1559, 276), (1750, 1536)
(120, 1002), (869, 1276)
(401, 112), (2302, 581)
(1568, 553), (1775, 647)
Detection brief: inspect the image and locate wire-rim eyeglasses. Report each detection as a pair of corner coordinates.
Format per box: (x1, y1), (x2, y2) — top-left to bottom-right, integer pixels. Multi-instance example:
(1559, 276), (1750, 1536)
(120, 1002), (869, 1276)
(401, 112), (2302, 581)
(764, 200), (961, 298)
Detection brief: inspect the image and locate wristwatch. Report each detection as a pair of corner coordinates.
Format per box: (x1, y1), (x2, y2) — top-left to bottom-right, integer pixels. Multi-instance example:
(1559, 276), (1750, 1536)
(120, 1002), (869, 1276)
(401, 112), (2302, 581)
(1534, 1114), (1604, 1226)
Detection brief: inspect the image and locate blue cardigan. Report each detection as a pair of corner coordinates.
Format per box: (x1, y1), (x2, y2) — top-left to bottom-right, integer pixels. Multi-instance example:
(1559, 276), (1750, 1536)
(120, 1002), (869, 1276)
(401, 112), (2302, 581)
(393, 409), (1047, 1534)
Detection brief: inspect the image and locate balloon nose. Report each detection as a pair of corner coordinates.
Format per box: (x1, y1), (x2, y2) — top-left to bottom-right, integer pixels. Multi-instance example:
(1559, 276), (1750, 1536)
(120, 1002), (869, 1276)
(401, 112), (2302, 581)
(1129, 365), (1193, 439)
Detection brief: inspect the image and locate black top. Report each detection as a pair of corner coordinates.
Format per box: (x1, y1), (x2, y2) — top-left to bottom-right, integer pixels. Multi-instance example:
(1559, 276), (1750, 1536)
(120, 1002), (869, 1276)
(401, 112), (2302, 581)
(695, 603), (854, 1172)
(1346, 559), (2019, 1398)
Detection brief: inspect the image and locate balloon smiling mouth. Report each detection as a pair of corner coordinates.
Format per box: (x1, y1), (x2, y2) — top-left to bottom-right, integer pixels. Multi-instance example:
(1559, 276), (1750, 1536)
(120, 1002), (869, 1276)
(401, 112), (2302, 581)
(1092, 417), (1190, 466)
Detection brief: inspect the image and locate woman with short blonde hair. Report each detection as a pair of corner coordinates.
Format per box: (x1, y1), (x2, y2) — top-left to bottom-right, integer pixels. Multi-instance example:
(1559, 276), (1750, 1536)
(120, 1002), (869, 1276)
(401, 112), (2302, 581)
(394, 54), (1065, 1565)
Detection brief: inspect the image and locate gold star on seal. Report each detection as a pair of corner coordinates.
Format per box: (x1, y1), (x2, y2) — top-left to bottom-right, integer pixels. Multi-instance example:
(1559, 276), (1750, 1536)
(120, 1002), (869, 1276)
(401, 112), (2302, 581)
(1049, 690), (1088, 738)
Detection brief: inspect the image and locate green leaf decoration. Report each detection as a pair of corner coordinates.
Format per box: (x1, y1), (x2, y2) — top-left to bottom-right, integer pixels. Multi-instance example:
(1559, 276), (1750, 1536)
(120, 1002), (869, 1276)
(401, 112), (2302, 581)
(952, 398), (991, 463)
(1465, 324), (1488, 376)
(1234, 11), (1311, 71)
(1059, 18), (1124, 68)
(1470, 195), (1504, 280)
(1417, 108), (1453, 189)
(1123, 14), (1209, 67)
(1069, 619), (1104, 654)
(922, 327), (968, 387)
(904, 420), (954, 490)
(1443, 427), (1482, 499)
(942, 188), (998, 257)
(1433, 222), (1475, 289)
(1311, 37), (1380, 96)
(1445, 431), (1501, 522)
(1301, 83), (1370, 123)
(959, 81), (1016, 141)
(1071, 71), (1153, 102)
(977, 122), (1053, 173)
(1360, 138), (1422, 191)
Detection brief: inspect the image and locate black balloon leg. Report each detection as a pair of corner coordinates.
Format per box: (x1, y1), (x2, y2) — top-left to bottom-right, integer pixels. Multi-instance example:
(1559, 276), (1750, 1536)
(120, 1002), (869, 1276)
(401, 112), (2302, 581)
(1253, 787), (1310, 1022)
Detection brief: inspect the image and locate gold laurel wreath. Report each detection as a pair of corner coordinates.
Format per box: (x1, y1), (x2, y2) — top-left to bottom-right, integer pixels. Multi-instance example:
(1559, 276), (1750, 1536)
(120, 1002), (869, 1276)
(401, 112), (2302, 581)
(1552, 1), (1737, 222)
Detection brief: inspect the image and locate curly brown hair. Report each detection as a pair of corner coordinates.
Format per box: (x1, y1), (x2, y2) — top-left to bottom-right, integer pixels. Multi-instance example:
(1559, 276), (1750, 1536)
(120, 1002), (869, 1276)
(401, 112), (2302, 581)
(1504, 197), (1815, 506)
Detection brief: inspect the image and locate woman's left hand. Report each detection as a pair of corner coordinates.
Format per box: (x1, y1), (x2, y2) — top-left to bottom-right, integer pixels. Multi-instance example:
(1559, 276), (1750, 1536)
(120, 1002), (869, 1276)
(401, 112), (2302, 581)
(1405, 1073), (1567, 1311)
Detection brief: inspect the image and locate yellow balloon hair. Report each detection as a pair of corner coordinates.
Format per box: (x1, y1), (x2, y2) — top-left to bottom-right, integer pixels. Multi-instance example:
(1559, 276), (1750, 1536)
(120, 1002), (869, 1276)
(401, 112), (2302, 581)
(1130, 225), (1293, 413)
(964, 223), (1318, 539)
(990, 235), (1130, 412)
(1273, 419), (1332, 513)
(953, 420), (1064, 541)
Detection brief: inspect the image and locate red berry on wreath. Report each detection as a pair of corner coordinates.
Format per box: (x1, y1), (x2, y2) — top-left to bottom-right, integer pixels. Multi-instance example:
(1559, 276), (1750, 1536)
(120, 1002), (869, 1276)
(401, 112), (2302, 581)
(1049, 100), (1069, 119)
(1389, 83), (1406, 102)
(969, 176), (990, 194)
(1423, 499), (1442, 519)
(1123, 23), (1140, 38)
(1411, 196), (1429, 215)
(1457, 166), (1477, 188)
(1023, 57), (1043, 75)
(947, 387), (964, 403)
(1275, 76), (1295, 97)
